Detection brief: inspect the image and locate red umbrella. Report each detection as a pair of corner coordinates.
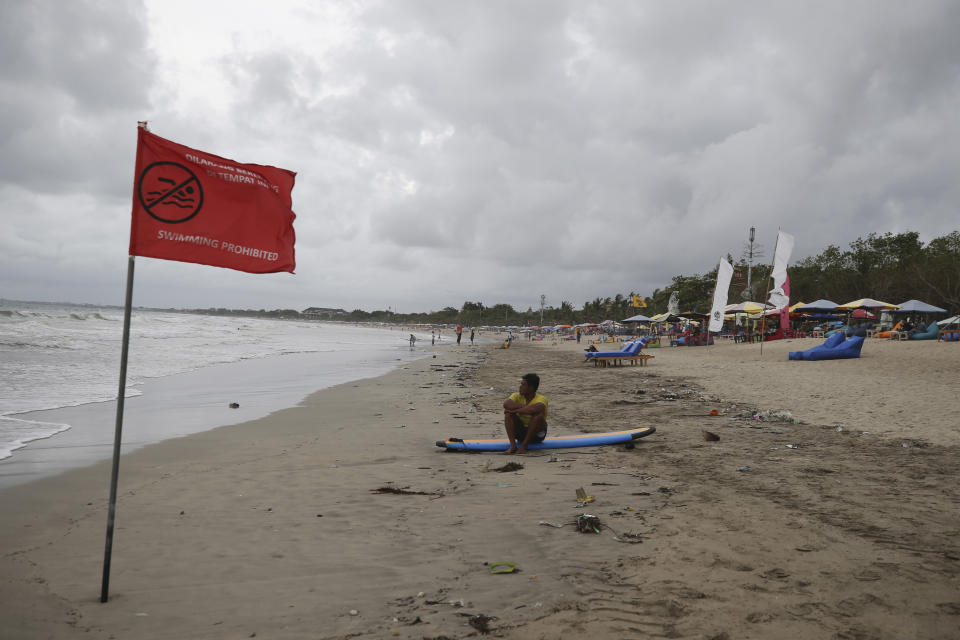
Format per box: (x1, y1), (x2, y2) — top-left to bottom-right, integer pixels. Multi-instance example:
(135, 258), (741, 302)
(850, 309), (876, 319)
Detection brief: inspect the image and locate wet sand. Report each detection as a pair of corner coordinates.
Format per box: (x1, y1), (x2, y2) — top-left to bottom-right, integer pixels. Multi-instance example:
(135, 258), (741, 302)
(1, 336), (957, 638)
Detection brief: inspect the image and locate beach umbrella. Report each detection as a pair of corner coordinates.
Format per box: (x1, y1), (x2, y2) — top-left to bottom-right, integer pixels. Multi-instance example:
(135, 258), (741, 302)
(724, 301), (771, 314)
(795, 299), (839, 312)
(850, 309), (876, 319)
(836, 298), (900, 311)
(649, 312), (672, 322)
(939, 315), (959, 327)
(623, 314), (653, 322)
(891, 299), (947, 314)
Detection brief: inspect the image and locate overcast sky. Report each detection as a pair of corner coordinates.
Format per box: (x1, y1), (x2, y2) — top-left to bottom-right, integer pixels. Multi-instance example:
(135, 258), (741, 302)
(3, 1), (959, 313)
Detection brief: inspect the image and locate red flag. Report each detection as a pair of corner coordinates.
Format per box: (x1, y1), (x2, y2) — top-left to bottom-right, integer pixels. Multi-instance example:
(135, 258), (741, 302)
(779, 276), (791, 330)
(129, 127), (296, 273)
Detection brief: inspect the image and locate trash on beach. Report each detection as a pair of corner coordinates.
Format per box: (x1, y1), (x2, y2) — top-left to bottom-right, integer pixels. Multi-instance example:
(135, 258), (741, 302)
(575, 487), (595, 505)
(469, 614), (494, 634)
(709, 409), (719, 416)
(371, 486), (436, 496)
(349, 609), (359, 616)
(576, 514), (602, 534)
(738, 466), (751, 472)
(538, 520), (565, 528)
(702, 430), (720, 442)
(611, 531), (644, 544)
(228, 402), (239, 408)
(489, 561), (518, 574)
(751, 410), (799, 423)
(493, 462), (524, 473)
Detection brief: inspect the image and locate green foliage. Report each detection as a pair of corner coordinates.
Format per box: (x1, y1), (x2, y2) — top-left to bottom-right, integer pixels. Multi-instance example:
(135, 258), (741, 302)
(223, 229), (959, 325)
(790, 231), (958, 310)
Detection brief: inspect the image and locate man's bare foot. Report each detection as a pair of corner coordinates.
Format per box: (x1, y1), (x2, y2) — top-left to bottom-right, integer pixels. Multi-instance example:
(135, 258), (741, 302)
(507, 446), (517, 454)
(516, 446), (528, 454)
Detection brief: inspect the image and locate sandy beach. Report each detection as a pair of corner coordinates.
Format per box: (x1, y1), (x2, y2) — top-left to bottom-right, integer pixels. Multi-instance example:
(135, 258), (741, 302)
(1, 336), (958, 639)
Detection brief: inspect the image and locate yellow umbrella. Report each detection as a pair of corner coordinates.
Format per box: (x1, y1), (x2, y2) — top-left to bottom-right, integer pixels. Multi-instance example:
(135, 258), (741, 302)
(836, 298), (901, 311)
(788, 301), (807, 312)
(649, 312), (672, 322)
(724, 301), (770, 314)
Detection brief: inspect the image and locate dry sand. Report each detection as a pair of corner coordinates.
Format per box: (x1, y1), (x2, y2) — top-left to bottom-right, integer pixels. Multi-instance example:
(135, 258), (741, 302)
(1, 335), (958, 639)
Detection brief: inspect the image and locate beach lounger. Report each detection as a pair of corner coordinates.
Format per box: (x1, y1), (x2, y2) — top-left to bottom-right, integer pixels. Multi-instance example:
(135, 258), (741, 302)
(584, 340), (640, 359)
(907, 322), (940, 340)
(789, 335), (864, 361)
(585, 340), (649, 367)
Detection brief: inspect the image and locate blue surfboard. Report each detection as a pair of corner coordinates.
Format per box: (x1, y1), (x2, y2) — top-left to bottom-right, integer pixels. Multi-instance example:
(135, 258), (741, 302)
(436, 426), (656, 452)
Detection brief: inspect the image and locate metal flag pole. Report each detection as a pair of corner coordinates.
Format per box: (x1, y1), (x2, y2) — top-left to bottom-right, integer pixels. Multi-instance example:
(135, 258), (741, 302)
(101, 255), (135, 603)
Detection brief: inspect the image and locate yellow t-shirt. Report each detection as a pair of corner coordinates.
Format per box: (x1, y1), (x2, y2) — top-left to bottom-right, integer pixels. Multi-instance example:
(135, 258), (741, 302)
(508, 392), (548, 426)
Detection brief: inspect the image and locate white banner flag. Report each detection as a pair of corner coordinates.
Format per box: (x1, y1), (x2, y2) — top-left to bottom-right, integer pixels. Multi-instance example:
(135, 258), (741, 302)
(768, 231), (794, 309)
(667, 291), (680, 316)
(709, 258), (734, 332)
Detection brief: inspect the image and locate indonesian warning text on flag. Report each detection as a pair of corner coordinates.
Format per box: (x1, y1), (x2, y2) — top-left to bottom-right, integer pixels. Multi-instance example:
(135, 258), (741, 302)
(129, 127), (296, 273)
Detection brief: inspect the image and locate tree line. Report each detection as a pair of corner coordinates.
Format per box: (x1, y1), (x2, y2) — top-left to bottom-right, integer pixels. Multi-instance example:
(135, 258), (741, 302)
(190, 230), (959, 326)
(646, 230), (959, 321)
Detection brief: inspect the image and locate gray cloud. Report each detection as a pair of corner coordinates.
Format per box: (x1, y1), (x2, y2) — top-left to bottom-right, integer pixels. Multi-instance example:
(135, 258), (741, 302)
(0, 2), (155, 196)
(2, 0), (958, 312)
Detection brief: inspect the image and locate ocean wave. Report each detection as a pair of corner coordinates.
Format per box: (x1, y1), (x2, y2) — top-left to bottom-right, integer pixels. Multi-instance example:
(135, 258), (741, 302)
(1, 387), (144, 417)
(0, 309), (45, 319)
(0, 416), (72, 460)
(0, 338), (87, 351)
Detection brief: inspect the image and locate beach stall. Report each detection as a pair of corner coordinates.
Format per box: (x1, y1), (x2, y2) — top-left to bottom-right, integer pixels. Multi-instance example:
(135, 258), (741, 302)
(837, 298), (900, 337)
(724, 302), (773, 342)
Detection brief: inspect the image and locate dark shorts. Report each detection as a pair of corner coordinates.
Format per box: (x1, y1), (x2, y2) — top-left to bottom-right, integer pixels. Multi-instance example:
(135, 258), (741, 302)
(512, 415), (547, 444)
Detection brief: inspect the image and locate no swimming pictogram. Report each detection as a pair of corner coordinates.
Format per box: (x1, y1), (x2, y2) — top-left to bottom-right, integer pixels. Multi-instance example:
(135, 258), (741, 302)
(138, 162), (204, 224)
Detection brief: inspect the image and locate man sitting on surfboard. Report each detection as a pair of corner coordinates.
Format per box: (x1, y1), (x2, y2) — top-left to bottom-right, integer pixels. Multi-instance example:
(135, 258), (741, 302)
(503, 373), (548, 454)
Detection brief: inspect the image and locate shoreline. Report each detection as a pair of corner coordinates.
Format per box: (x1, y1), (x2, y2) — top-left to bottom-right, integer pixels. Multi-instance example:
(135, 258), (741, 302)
(1, 337), (957, 639)
(0, 342), (436, 489)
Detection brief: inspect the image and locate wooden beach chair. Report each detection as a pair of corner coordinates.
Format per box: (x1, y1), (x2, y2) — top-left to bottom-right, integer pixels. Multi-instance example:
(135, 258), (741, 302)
(590, 352), (655, 367)
(621, 353), (655, 367)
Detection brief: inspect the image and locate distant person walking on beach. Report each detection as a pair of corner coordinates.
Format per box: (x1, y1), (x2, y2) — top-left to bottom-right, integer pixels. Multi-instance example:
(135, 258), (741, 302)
(470, 328), (475, 344)
(456, 325), (463, 345)
(503, 373), (548, 454)
(409, 334), (416, 347)
(431, 330), (435, 345)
